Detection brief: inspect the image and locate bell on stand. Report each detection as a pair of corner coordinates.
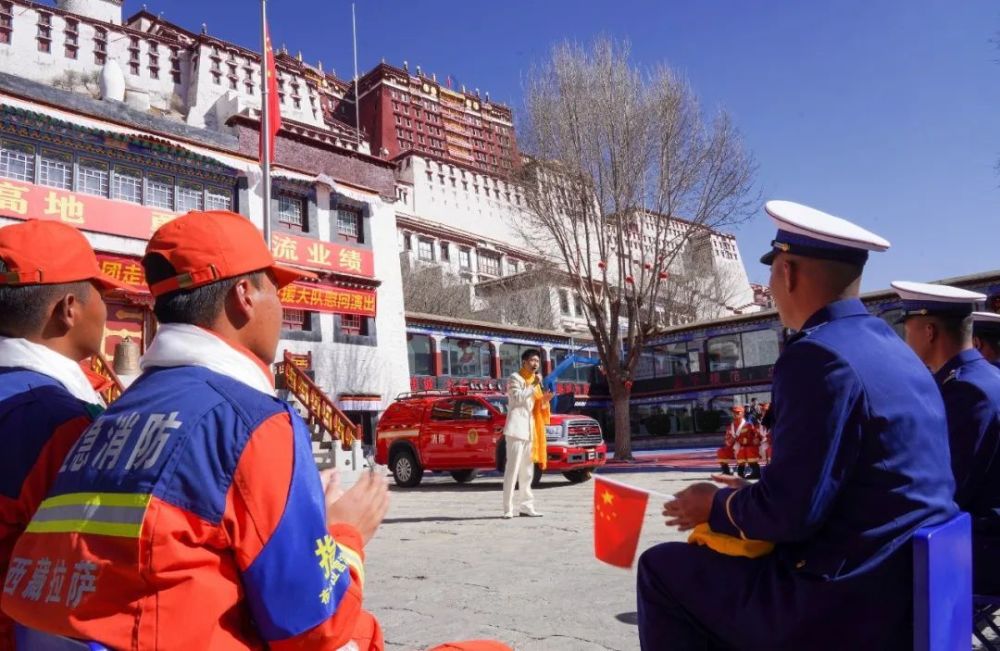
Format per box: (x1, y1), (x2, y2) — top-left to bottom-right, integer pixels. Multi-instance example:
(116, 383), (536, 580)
(112, 336), (141, 387)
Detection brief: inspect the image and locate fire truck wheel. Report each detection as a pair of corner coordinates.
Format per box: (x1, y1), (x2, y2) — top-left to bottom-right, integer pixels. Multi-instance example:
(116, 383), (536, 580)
(562, 469), (593, 484)
(450, 469), (478, 483)
(391, 449), (423, 488)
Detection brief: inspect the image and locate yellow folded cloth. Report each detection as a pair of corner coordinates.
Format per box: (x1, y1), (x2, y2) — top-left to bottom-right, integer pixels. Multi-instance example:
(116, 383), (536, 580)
(687, 523), (774, 558)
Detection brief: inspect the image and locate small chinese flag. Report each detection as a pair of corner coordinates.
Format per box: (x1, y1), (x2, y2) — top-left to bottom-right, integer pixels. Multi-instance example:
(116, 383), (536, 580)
(260, 25), (282, 163)
(594, 476), (650, 568)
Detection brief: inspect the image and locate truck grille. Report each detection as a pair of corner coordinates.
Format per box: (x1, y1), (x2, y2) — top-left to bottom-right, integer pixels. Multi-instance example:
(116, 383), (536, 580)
(567, 420), (603, 447)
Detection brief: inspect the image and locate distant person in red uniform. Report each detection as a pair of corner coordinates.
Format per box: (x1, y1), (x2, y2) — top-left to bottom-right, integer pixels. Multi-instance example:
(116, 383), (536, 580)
(716, 405), (746, 475)
(0, 220), (125, 651)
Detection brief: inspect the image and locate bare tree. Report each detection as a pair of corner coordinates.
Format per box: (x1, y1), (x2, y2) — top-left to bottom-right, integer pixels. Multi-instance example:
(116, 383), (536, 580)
(514, 38), (758, 460)
(400, 264), (478, 320)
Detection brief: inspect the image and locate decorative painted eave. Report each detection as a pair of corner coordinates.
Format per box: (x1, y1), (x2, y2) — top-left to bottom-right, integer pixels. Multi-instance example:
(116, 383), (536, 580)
(0, 105), (237, 183)
(405, 311), (586, 345)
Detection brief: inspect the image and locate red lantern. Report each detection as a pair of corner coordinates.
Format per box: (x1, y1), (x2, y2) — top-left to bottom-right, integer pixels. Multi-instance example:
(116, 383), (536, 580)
(644, 262), (652, 270)
(625, 275), (635, 284)
(658, 272), (669, 280)
(597, 260), (607, 270)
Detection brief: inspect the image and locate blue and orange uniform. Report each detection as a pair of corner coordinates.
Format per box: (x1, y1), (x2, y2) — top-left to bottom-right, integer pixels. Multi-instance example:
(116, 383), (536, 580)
(0, 369), (99, 651)
(2, 345), (380, 650)
(0, 219), (126, 651)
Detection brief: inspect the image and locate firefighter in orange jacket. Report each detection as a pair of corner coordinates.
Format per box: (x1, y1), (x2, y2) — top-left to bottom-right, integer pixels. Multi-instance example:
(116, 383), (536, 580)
(0, 220), (126, 651)
(2, 212), (393, 650)
(716, 405), (745, 475)
(736, 416), (763, 479)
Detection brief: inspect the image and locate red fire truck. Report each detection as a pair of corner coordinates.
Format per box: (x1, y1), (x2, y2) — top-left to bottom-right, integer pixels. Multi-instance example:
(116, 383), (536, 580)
(375, 385), (607, 488)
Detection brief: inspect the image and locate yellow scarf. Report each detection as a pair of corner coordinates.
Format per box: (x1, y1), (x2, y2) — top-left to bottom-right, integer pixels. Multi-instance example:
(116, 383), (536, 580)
(687, 523), (774, 558)
(519, 368), (551, 469)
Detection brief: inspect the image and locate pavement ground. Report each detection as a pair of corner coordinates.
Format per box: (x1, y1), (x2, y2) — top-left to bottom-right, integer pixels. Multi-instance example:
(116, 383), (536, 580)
(363, 468), (707, 651)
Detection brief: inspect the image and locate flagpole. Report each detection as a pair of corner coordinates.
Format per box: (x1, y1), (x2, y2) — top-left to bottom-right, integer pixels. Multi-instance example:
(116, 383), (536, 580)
(596, 475), (674, 501)
(260, 0), (272, 246)
(351, 3), (361, 148)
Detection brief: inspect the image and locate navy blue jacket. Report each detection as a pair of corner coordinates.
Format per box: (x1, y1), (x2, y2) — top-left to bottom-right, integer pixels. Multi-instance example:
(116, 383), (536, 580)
(709, 298), (956, 579)
(935, 348), (1000, 593)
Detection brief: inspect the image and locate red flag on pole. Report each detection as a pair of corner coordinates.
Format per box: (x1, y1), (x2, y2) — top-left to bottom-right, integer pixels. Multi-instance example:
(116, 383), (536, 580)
(594, 476), (650, 568)
(260, 25), (281, 163)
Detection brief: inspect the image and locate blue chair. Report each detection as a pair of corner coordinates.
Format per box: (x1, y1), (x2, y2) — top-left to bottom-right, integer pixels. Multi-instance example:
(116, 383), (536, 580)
(14, 624), (107, 650)
(912, 511), (972, 651)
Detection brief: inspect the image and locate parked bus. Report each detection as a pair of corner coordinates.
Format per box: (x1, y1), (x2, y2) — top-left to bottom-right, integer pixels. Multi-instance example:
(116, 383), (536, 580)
(616, 270), (1000, 445)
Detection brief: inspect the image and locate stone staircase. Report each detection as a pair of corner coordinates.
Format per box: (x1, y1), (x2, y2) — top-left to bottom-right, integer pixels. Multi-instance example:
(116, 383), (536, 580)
(277, 351), (369, 477)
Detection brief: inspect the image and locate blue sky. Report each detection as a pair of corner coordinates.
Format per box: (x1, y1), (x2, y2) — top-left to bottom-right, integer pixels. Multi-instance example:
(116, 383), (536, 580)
(137, 1), (1000, 291)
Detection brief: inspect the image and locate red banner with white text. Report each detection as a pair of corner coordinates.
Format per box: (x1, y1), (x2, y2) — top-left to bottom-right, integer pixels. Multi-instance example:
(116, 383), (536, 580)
(0, 179), (178, 239)
(95, 253), (375, 316)
(270, 231), (374, 277)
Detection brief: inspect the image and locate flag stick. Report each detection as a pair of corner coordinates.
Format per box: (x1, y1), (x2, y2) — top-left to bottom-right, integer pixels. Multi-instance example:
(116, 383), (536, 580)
(596, 475), (674, 502)
(352, 3), (361, 148)
(260, 0), (272, 246)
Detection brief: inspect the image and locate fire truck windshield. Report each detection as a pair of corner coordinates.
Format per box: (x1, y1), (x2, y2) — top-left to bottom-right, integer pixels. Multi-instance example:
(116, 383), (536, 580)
(486, 397), (508, 415)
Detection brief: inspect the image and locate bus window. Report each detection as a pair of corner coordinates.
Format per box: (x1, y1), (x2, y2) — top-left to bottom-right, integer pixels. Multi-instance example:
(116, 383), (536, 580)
(707, 335), (742, 371)
(740, 329), (780, 367)
(407, 333), (432, 376)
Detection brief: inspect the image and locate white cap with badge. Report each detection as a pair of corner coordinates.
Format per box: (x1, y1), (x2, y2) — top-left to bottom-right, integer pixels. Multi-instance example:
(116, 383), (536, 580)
(890, 281), (986, 321)
(759, 200), (891, 266)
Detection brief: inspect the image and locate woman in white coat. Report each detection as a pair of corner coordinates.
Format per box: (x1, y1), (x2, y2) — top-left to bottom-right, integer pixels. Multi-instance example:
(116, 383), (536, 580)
(502, 349), (552, 518)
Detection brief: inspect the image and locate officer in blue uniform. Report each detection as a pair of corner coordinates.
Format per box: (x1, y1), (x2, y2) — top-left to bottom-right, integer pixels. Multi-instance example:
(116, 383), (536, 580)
(636, 201), (956, 651)
(892, 281), (1000, 595)
(973, 311), (1000, 371)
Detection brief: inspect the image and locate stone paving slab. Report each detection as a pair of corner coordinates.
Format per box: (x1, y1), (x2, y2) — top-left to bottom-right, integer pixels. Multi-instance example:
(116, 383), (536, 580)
(363, 469), (710, 650)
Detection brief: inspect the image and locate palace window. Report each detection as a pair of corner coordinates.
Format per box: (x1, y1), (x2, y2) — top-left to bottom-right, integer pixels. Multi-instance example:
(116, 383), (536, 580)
(417, 238), (433, 262)
(459, 247), (471, 270)
(93, 27), (106, 64)
(439, 241), (450, 262)
(277, 193), (305, 230)
(170, 47), (181, 84)
(478, 251), (500, 276)
(63, 18), (78, 59)
(281, 308), (309, 331)
(0, 140), (34, 182)
(77, 159), (109, 197)
(148, 42), (159, 79)
(559, 290), (572, 316)
(340, 314), (364, 336)
(112, 167), (142, 204)
(0, 1), (12, 45)
(39, 150), (72, 190)
(128, 36), (140, 75)
(205, 187), (232, 211)
(177, 181), (204, 212)
(36, 11), (51, 53)
(145, 174), (174, 210)
(336, 207), (361, 243)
